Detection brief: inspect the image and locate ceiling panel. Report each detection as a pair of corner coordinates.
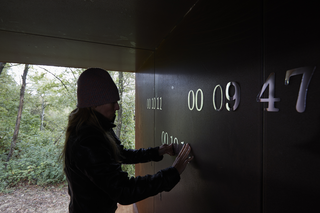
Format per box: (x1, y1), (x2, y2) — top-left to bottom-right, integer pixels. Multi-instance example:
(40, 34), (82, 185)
(0, 0), (198, 70)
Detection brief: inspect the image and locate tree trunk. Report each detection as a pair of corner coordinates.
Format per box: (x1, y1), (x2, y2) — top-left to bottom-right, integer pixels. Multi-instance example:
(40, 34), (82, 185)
(40, 96), (46, 131)
(6, 64), (29, 163)
(0, 62), (6, 76)
(115, 71), (124, 138)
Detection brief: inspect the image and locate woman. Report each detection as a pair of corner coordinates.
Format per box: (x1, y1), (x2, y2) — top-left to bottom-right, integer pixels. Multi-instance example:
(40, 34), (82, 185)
(62, 68), (193, 212)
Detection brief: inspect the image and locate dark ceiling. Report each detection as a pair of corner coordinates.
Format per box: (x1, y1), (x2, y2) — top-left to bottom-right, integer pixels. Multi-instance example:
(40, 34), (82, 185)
(0, 0), (198, 71)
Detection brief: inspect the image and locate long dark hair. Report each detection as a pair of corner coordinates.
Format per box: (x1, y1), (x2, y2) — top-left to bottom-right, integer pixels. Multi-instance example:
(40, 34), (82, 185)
(61, 107), (121, 169)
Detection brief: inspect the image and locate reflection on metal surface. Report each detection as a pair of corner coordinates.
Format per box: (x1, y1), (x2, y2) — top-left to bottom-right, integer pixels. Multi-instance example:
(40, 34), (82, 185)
(226, 81), (240, 111)
(285, 66), (315, 113)
(188, 89), (204, 111)
(257, 72), (280, 112)
(213, 85), (223, 111)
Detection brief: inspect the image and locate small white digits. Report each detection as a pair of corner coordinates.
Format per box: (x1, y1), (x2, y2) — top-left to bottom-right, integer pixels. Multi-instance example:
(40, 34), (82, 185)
(152, 98), (156, 109)
(146, 99), (151, 109)
(147, 97), (162, 110)
(257, 72), (280, 112)
(161, 131), (169, 145)
(285, 66), (315, 113)
(161, 131), (183, 146)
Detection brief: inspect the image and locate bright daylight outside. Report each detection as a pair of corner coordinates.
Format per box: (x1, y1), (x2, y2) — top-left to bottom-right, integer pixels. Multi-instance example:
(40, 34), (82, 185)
(0, 63), (136, 212)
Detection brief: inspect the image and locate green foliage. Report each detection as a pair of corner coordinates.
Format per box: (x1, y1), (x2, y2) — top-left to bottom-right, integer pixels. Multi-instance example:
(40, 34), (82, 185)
(0, 67), (20, 156)
(0, 130), (66, 190)
(111, 71), (136, 177)
(0, 65), (77, 191)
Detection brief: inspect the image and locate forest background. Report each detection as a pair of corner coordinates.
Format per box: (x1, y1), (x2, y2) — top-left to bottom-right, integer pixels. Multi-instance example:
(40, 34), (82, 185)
(0, 63), (136, 192)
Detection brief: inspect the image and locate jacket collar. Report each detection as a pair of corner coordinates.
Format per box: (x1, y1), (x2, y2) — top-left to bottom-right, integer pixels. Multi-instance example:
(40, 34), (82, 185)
(93, 110), (116, 130)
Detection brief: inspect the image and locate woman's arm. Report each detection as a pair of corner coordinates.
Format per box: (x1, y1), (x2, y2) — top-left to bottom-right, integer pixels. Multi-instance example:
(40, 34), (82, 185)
(120, 147), (163, 164)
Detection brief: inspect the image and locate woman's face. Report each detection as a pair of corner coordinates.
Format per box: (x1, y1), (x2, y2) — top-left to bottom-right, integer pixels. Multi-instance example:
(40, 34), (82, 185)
(94, 102), (119, 121)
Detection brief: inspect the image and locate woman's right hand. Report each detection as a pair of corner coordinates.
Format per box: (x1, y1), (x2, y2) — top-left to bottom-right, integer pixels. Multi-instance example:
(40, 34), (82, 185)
(172, 144), (194, 175)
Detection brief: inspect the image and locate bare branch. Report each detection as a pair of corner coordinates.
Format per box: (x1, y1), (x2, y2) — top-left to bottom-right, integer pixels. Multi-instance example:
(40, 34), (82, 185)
(39, 66), (69, 92)
(68, 68), (77, 81)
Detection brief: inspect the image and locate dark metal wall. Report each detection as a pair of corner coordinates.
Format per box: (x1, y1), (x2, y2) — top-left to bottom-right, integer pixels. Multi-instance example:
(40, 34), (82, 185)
(263, 1), (320, 212)
(135, 0), (320, 212)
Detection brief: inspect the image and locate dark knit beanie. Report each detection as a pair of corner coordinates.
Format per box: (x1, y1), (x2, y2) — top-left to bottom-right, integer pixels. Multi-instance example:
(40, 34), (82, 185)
(77, 68), (120, 108)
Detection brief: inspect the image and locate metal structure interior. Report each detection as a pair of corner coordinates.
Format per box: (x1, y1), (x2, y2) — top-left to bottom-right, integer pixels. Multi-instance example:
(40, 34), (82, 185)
(1, 1), (320, 212)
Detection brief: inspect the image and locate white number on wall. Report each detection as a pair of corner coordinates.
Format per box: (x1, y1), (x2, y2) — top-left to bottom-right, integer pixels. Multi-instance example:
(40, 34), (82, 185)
(161, 131), (184, 145)
(189, 82), (241, 112)
(285, 66), (315, 113)
(188, 89), (204, 111)
(213, 85), (223, 111)
(147, 97), (162, 110)
(256, 72), (280, 112)
(226, 81), (241, 111)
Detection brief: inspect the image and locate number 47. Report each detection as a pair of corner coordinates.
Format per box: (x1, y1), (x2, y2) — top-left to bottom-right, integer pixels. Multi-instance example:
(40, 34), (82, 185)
(257, 66), (316, 113)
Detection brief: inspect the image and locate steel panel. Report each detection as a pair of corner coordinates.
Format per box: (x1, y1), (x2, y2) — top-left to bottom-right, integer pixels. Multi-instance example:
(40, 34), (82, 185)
(152, 0), (262, 212)
(263, 1), (320, 212)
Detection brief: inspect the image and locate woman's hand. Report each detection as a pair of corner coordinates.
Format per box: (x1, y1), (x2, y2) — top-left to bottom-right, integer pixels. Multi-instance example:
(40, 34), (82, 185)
(158, 144), (175, 156)
(172, 144), (193, 175)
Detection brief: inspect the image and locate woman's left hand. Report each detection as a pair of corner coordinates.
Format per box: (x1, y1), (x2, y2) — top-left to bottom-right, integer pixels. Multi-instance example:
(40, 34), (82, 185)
(158, 144), (175, 156)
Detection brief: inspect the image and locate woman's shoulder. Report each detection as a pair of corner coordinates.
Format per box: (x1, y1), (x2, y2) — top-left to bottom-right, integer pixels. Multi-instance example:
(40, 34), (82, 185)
(67, 125), (107, 148)
(67, 125), (114, 162)
(79, 124), (104, 137)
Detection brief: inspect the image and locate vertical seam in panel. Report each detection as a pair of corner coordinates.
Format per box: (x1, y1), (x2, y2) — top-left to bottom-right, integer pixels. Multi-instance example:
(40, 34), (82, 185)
(153, 51), (156, 213)
(261, 0), (266, 213)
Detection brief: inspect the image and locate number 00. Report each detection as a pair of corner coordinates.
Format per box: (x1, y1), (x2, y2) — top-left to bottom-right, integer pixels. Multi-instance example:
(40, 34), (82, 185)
(188, 89), (203, 111)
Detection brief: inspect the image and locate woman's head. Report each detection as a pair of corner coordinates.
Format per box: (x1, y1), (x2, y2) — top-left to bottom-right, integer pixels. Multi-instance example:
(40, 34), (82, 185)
(77, 68), (120, 108)
(94, 102), (119, 122)
(61, 68), (122, 166)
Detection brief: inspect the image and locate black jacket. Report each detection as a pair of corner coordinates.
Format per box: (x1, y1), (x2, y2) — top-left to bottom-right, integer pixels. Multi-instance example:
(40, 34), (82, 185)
(64, 112), (180, 213)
